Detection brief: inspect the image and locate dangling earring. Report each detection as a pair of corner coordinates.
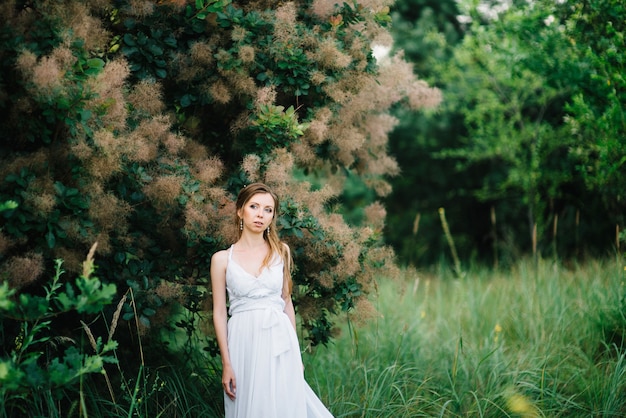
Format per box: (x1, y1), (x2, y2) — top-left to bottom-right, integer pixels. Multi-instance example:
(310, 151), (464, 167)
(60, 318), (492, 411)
(266, 226), (270, 234)
(240, 219), (243, 231)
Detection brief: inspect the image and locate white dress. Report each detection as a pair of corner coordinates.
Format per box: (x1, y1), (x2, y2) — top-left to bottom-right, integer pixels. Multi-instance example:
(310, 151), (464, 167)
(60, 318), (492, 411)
(224, 245), (334, 418)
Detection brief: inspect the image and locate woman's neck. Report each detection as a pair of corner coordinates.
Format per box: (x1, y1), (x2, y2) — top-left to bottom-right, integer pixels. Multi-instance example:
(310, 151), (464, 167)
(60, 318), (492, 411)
(236, 233), (267, 250)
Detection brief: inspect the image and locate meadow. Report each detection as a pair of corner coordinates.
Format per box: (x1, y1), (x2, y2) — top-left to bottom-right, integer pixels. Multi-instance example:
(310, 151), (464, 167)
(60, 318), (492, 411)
(304, 258), (626, 417)
(4, 258), (625, 417)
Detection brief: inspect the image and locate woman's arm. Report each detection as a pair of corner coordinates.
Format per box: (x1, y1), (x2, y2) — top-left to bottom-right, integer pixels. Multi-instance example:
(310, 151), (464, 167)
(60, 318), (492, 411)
(283, 295), (297, 331)
(211, 250), (236, 400)
(281, 243), (297, 331)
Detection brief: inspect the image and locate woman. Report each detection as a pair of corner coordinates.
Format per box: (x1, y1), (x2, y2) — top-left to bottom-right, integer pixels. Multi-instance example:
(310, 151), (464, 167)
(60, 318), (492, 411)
(211, 183), (334, 418)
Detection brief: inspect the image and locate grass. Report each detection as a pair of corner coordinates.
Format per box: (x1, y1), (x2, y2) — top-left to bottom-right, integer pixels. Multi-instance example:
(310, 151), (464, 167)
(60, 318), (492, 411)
(303, 257), (626, 417)
(5, 257), (625, 417)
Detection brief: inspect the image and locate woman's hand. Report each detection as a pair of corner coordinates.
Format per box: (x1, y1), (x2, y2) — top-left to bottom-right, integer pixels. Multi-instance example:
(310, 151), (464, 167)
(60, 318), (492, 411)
(222, 364), (237, 400)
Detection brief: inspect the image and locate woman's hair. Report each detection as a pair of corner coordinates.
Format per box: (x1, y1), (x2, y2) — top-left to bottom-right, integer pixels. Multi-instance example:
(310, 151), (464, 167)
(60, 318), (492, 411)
(235, 183), (293, 294)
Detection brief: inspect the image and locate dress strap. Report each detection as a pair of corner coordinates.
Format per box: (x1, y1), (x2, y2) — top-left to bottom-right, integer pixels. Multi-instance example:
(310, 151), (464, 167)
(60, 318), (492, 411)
(228, 244), (234, 260)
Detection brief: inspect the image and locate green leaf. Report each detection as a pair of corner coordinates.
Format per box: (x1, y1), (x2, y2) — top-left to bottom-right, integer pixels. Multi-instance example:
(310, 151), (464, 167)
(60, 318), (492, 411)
(0, 282), (16, 311)
(123, 33), (136, 46)
(46, 229), (56, 248)
(148, 44), (163, 56)
(180, 94), (194, 107)
(86, 58), (104, 69)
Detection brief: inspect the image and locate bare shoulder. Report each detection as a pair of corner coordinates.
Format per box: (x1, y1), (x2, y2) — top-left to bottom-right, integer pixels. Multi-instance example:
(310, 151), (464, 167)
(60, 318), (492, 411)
(211, 249), (229, 269)
(281, 242), (291, 254)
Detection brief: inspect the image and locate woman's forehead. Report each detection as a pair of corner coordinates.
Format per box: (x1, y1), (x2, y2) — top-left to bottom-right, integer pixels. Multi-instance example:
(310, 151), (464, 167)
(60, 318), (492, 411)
(247, 192), (274, 206)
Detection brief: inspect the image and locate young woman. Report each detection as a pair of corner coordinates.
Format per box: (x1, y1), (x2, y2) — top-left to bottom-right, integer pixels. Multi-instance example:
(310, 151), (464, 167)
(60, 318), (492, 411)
(211, 183), (333, 418)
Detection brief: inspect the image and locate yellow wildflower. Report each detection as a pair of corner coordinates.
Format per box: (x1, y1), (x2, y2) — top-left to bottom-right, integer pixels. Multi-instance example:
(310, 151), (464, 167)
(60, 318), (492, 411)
(506, 393), (539, 418)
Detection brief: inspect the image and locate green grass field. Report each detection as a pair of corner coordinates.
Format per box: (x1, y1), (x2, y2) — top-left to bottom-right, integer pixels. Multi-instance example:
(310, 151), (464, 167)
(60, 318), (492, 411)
(303, 258), (626, 417)
(5, 258), (625, 417)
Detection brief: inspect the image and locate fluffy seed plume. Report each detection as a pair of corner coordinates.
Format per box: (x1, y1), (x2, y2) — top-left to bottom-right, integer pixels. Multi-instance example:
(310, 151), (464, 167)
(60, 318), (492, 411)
(263, 149), (294, 192)
(143, 175), (184, 209)
(80, 320), (98, 352)
(128, 80), (165, 116)
(242, 154), (261, 182)
(238, 45), (255, 64)
(108, 293), (127, 343)
(5, 253), (44, 290)
(163, 133), (186, 155)
(209, 80), (232, 105)
(189, 41), (214, 66)
(194, 156), (224, 184)
(274, 2), (298, 44)
(313, 38), (352, 70)
(82, 242), (98, 278)
(254, 86), (277, 109)
(363, 201), (386, 230)
(310, 0), (339, 19)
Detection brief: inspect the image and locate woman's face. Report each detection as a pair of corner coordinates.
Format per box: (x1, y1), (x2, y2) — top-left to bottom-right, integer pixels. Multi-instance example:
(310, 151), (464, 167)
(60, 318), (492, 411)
(238, 192), (275, 233)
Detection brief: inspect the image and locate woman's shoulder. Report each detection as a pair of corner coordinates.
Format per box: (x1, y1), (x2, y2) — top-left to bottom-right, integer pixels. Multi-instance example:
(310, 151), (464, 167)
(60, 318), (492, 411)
(211, 247), (230, 265)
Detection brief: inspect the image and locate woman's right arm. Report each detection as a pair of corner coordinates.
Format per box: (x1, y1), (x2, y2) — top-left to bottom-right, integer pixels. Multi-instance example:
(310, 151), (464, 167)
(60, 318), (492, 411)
(211, 250), (237, 400)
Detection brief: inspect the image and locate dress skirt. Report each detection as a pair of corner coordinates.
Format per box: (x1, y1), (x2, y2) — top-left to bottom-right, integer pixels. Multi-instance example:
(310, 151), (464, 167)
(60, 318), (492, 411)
(225, 307), (333, 418)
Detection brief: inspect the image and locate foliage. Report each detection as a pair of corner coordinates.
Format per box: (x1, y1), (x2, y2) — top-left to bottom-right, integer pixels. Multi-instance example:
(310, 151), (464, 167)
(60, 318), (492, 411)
(3, 255), (621, 417)
(249, 104), (309, 155)
(386, 0), (624, 267)
(0, 245), (118, 417)
(390, 0), (463, 77)
(0, 0), (438, 408)
(436, 3), (579, 251)
(563, 0), (626, 222)
(386, 0), (475, 267)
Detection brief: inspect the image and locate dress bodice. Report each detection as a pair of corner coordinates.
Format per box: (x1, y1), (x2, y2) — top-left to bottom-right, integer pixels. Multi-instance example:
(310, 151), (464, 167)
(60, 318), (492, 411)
(226, 245), (285, 315)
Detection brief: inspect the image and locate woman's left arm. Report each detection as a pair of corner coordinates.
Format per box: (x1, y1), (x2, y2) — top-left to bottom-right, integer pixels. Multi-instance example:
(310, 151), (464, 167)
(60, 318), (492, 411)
(281, 242), (297, 331)
(283, 295), (297, 331)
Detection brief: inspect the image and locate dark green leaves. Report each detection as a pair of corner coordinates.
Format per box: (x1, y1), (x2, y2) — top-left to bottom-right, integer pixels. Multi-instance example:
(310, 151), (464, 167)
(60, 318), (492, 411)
(122, 21), (177, 80)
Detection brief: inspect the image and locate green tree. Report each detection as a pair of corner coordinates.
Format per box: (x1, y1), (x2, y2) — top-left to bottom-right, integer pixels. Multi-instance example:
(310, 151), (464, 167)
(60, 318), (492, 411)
(386, 0), (622, 266)
(385, 0), (470, 266)
(438, 4), (578, 257)
(0, 1), (439, 412)
(564, 0), (626, 226)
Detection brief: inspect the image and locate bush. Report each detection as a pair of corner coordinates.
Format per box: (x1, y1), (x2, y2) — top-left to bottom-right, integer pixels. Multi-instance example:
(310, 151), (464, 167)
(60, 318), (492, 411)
(0, 237), (118, 417)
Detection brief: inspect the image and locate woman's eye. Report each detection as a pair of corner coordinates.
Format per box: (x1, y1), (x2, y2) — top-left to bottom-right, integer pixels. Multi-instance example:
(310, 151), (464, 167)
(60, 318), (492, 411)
(265, 208), (273, 213)
(250, 204), (258, 209)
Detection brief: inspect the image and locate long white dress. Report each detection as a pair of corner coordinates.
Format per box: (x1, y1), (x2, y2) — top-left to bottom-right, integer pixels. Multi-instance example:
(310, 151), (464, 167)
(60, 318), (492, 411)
(224, 245), (334, 418)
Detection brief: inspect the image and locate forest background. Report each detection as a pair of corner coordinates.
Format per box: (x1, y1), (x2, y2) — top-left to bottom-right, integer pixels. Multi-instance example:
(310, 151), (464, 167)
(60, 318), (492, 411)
(0, 0), (625, 416)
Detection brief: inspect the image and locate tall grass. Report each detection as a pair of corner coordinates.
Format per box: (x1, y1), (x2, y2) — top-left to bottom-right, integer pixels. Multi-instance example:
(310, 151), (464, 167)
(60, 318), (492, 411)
(304, 258), (626, 417)
(78, 362), (224, 418)
(11, 258), (623, 417)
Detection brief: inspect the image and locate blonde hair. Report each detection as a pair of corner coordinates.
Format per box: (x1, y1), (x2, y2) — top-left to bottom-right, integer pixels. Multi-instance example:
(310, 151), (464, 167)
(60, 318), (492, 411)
(235, 183), (293, 294)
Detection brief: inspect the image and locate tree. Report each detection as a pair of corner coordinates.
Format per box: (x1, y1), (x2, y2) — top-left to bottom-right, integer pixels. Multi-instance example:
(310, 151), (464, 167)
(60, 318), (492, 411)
(563, 0), (626, 226)
(438, 4), (578, 257)
(386, 0), (623, 266)
(385, 0), (472, 266)
(0, 1), (439, 411)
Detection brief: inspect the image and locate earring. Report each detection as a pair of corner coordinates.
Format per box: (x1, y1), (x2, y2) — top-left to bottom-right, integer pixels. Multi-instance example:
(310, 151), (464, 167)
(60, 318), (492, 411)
(266, 226), (270, 234)
(240, 219), (243, 231)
